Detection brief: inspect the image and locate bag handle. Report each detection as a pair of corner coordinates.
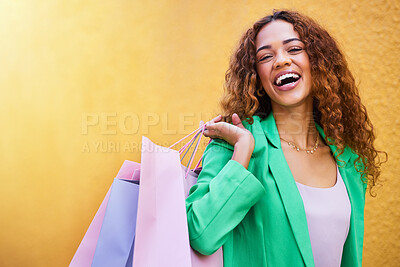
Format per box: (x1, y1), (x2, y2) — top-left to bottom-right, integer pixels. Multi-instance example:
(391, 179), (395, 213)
(168, 123), (208, 178)
(181, 125), (206, 178)
(180, 130), (201, 161)
(168, 124), (206, 150)
(182, 126), (206, 178)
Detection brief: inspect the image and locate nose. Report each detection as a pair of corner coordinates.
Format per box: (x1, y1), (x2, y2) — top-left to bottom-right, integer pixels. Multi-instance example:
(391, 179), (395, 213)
(273, 51), (292, 69)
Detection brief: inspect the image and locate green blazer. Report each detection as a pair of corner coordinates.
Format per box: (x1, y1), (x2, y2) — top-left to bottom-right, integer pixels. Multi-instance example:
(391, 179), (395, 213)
(186, 112), (367, 267)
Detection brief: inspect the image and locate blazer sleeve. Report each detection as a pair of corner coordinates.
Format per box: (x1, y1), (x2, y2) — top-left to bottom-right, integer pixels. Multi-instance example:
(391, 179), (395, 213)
(185, 139), (266, 255)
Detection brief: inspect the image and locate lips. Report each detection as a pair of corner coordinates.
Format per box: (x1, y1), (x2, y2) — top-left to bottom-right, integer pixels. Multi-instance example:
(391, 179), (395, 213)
(273, 70), (301, 91)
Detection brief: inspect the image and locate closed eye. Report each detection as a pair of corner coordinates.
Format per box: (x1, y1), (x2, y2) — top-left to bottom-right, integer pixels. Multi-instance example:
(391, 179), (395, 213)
(259, 55), (272, 62)
(288, 47), (303, 53)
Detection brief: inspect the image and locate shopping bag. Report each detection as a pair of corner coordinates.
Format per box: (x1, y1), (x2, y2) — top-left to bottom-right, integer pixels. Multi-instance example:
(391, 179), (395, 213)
(71, 125), (223, 267)
(133, 135), (223, 267)
(91, 178), (139, 267)
(69, 161), (140, 267)
(132, 136), (191, 266)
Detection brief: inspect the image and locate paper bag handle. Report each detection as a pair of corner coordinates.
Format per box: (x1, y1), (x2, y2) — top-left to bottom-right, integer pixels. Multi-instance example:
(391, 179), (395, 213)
(168, 123), (208, 178)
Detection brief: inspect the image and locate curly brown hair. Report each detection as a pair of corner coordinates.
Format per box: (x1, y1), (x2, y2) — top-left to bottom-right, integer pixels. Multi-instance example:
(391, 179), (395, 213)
(220, 9), (387, 196)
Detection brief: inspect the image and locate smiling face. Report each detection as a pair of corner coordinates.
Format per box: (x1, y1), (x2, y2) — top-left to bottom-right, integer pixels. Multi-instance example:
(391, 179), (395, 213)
(255, 20), (312, 110)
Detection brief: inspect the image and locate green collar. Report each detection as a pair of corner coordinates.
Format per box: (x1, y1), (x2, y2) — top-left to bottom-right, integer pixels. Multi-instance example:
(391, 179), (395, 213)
(259, 112), (353, 165)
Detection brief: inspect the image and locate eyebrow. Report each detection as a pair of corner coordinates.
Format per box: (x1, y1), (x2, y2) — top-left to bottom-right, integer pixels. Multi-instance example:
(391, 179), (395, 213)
(256, 38), (302, 54)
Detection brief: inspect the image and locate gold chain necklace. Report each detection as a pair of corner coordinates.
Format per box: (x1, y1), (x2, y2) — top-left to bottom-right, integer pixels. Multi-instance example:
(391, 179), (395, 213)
(280, 135), (319, 154)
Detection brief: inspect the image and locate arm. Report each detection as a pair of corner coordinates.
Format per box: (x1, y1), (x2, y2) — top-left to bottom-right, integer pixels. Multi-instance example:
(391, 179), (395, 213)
(185, 116), (266, 255)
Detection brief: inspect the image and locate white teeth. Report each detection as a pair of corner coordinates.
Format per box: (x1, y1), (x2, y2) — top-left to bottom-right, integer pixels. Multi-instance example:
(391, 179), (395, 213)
(275, 73), (299, 85)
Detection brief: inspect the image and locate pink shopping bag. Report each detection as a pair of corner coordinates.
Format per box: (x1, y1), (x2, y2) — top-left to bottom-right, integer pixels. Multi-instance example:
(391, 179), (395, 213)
(133, 133), (223, 267)
(133, 136), (192, 266)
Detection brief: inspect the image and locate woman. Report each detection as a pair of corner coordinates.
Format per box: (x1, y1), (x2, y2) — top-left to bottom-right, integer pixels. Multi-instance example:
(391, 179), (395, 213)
(185, 10), (386, 267)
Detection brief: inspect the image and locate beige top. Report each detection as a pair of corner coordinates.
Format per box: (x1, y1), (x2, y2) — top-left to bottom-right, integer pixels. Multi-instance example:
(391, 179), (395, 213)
(295, 165), (351, 267)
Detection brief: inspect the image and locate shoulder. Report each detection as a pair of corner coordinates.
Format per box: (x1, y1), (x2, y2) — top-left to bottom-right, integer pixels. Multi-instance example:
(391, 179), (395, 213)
(242, 115), (263, 132)
(341, 146), (368, 192)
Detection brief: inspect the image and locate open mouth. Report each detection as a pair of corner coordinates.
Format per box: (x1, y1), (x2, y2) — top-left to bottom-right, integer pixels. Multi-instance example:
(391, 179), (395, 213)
(274, 72), (301, 87)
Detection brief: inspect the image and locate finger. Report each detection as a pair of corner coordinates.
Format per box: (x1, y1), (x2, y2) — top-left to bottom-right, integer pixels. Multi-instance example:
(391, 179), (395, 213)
(199, 120), (208, 136)
(203, 129), (220, 139)
(208, 115), (222, 124)
(203, 122), (216, 133)
(203, 128), (213, 138)
(231, 113), (245, 129)
(203, 124), (221, 138)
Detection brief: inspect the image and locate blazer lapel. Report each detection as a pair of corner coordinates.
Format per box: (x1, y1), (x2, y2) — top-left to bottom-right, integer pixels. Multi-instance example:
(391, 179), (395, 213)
(261, 113), (315, 267)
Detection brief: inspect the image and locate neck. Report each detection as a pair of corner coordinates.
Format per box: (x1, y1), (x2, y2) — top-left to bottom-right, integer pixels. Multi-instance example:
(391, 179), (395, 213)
(272, 98), (318, 149)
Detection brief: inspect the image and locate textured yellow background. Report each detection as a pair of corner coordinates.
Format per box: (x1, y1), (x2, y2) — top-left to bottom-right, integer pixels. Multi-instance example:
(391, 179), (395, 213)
(0, 1), (398, 266)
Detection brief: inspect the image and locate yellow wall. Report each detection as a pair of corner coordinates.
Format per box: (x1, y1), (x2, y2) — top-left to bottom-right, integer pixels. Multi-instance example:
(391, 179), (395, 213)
(0, 1), (398, 266)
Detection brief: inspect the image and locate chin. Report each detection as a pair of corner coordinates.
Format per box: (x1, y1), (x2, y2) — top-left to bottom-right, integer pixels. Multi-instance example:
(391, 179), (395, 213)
(271, 94), (313, 109)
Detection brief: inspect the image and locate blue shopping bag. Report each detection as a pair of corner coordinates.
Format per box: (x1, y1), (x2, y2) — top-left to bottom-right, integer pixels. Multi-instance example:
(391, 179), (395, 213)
(91, 178), (140, 267)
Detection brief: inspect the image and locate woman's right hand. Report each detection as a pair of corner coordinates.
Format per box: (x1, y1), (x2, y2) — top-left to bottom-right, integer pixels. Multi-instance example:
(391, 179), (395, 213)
(202, 113), (255, 169)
